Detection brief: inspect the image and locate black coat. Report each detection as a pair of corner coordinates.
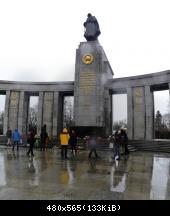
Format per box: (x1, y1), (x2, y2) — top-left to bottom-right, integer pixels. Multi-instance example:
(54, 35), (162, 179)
(69, 133), (77, 146)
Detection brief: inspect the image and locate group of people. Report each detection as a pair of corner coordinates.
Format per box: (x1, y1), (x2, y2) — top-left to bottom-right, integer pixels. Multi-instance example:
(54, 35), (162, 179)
(59, 128), (102, 160)
(110, 128), (129, 161)
(6, 125), (129, 161)
(6, 126), (36, 156)
(6, 124), (49, 157)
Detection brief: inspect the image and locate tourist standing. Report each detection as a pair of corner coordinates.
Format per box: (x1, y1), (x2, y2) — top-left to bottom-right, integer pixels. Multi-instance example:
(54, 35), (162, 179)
(69, 130), (77, 155)
(60, 128), (70, 159)
(12, 128), (21, 151)
(6, 127), (12, 146)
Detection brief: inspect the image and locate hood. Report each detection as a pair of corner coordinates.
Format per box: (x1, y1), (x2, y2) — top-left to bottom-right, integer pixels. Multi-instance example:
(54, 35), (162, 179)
(63, 128), (68, 133)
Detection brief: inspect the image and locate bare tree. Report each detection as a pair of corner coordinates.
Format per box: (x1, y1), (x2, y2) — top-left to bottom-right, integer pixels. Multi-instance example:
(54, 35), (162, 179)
(113, 119), (127, 131)
(28, 104), (38, 132)
(63, 96), (74, 127)
(0, 111), (4, 135)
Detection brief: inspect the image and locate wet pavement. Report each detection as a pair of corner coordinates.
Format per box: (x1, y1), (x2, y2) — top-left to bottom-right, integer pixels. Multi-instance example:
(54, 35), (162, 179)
(0, 146), (170, 200)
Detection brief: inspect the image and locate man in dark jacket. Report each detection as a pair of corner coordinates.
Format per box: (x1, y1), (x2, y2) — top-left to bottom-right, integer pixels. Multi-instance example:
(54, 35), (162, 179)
(69, 130), (77, 155)
(40, 124), (48, 151)
(27, 129), (36, 157)
(120, 128), (129, 156)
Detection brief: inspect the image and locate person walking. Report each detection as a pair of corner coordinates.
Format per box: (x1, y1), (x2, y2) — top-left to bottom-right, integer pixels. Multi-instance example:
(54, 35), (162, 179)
(120, 128), (129, 156)
(12, 128), (21, 151)
(40, 124), (48, 151)
(69, 130), (77, 155)
(6, 127), (12, 146)
(27, 129), (36, 157)
(60, 128), (70, 159)
(88, 133), (98, 159)
(113, 130), (121, 160)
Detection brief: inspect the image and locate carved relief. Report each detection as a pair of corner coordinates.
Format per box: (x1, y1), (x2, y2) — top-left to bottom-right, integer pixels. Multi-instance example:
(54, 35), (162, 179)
(134, 88), (143, 97)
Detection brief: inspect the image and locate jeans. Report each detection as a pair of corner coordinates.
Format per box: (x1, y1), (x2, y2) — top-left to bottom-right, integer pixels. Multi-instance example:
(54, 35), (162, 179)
(12, 141), (19, 151)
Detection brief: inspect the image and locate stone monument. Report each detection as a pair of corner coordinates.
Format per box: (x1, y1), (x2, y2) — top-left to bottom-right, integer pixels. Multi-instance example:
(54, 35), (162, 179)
(73, 14), (113, 136)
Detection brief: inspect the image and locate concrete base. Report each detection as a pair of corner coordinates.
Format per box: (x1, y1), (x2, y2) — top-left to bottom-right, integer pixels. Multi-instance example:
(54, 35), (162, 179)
(0, 147), (170, 200)
(70, 126), (106, 137)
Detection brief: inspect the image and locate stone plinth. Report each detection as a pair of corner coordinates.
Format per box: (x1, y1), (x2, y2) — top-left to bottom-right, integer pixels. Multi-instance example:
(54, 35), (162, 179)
(73, 41), (113, 136)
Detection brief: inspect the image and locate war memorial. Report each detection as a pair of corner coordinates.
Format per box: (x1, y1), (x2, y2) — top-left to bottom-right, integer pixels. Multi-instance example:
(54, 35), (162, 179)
(1, 14), (170, 140)
(0, 14), (170, 204)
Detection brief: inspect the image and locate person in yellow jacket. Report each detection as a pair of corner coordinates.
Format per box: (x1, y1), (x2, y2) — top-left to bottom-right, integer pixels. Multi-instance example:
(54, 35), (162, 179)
(60, 128), (70, 159)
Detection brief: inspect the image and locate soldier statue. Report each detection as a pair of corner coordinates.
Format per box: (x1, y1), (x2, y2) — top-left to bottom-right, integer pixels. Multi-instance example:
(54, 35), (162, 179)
(84, 13), (101, 41)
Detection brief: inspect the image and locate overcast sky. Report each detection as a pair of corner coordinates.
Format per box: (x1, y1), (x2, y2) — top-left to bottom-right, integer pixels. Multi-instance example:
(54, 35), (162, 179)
(0, 0), (170, 115)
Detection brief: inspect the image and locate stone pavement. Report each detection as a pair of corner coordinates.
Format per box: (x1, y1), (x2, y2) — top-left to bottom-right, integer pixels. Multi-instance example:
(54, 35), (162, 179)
(0, 146), (170, 200)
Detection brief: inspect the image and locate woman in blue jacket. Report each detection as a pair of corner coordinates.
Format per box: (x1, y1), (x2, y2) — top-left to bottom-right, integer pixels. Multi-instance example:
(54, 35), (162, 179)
(12, 128), (21, 151)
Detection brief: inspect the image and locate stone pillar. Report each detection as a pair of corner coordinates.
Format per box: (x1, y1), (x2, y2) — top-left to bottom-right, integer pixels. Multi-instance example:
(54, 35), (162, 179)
(145, 86), (154, 140)
(23, 93), (29, 133)
(37, 92), (44, 135)
(52, 92), (59, 137)
(74, 41), (113, 135)
(3, 90), (10, 135)
(127, 87), (133, 139)
(8, 91), (20, 131)
(42, 92), (54, 136)
(104, 91), (112, 136)
(169, 83), (170, 114)
(133, 87), (145, 139)
(18, 91), (25, 135)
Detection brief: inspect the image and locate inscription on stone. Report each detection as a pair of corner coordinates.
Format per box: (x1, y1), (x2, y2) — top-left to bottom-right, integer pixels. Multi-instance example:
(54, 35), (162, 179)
(10, 92), (19, 106)
(79, 72), (96, 92)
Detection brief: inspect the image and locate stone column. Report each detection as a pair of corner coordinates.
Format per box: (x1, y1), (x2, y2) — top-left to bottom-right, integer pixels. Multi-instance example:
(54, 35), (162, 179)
(169, 83), (170, 113)
(23, 93), (29, 134)
(8, 91), (20, 131)
(104, 91), (112, 136)
(42, 92), (54, 136)
(52, 92), (59, 137)
(133, 87), (145, 139)
(3, 90), (10, 135)
(37, 92), (44, 135)
(145, 86), (154, 140)
(18, 91), (25, 135)
(127, 87), (133, 139)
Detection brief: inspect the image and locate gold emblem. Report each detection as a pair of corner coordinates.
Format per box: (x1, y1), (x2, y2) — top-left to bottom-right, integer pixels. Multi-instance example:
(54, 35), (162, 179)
(135, 88), (142, 97)
(82, 54), (94, 64)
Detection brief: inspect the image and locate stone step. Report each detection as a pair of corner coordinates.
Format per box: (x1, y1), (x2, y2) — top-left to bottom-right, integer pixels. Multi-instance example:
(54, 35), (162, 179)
(129, 140), (170, 153)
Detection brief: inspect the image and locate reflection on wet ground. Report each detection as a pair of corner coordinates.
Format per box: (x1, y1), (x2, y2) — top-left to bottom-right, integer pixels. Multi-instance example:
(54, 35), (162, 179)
(0, 146), (170, 200)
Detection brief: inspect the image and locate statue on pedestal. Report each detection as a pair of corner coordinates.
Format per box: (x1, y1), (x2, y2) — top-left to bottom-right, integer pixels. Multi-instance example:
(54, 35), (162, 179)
(84, 13), (101, 41)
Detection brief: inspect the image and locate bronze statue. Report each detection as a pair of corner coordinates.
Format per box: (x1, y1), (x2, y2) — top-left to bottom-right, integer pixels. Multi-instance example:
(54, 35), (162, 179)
(84, 13), (101, 41)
